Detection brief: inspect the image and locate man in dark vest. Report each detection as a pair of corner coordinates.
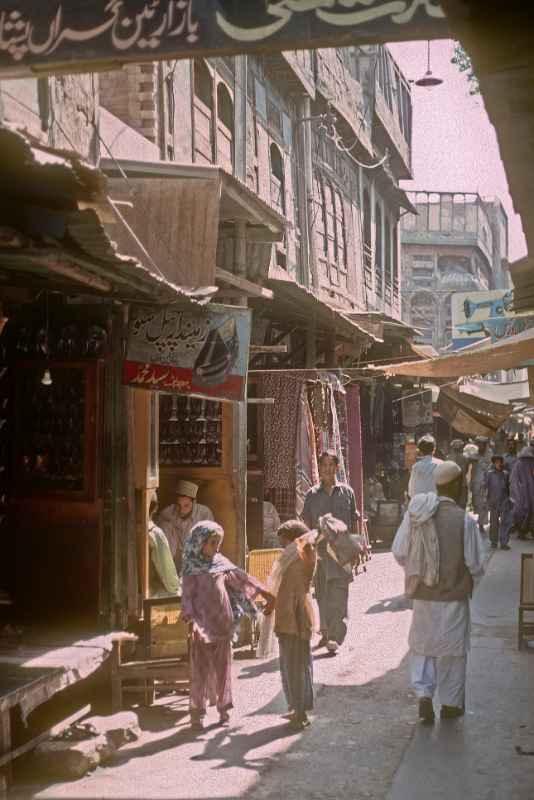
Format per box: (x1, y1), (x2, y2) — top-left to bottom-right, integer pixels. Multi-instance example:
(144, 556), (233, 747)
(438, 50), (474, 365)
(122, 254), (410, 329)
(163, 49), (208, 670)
(392, 461), (487, 724)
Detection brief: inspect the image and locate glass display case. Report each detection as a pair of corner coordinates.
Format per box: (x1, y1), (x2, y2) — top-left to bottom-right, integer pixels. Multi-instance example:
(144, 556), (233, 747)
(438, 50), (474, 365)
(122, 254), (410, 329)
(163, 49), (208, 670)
(13, 361), (100, 500)
(158, 394), (223, 468)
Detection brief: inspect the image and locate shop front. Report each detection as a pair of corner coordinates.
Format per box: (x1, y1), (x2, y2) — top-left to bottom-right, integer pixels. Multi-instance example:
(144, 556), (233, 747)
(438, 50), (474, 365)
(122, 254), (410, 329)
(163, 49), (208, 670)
(0, 125), (219, 779)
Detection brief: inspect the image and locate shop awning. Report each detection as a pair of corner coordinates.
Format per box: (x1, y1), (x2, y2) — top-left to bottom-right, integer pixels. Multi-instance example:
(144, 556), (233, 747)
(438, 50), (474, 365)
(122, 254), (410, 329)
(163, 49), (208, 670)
(0, 125), (217, 305)
(510, 255), (534, 313)
(438, 384), (512, 437)
(375, 325), (534, 378)
(100, 159), (286, 290)
(267, 278), (379, 345)
(348, 311), (421, 341)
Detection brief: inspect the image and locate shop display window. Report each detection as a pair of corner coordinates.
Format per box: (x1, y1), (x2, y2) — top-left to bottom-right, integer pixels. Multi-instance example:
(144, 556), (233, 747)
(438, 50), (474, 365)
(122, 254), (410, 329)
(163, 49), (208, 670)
(13, 361), (100, 499)
(158, 394), (223, 467)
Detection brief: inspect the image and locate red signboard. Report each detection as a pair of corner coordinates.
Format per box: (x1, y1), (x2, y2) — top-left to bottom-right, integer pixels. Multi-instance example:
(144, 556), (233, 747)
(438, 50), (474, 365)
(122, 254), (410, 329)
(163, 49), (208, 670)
(122, 303), (251, 402)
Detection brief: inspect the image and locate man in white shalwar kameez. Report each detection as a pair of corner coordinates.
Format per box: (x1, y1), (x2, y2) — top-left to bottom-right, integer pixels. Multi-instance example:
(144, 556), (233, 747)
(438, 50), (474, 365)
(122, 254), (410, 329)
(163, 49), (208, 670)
(393, 461), (488, 724)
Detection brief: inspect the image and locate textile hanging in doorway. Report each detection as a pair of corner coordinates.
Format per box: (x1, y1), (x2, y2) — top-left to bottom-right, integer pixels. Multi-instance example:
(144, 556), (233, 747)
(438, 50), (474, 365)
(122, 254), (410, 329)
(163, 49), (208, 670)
(262, 373), (299, 489)
(346, 384), (364, 515)
(295, 384), (319, 517)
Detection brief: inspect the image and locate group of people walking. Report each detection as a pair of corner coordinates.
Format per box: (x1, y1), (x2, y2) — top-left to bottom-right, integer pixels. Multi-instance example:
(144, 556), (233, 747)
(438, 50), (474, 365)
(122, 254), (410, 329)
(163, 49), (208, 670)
(146, 429), (533, 736)
(170, 449), (363, 732)
(409, 432), (534, 549)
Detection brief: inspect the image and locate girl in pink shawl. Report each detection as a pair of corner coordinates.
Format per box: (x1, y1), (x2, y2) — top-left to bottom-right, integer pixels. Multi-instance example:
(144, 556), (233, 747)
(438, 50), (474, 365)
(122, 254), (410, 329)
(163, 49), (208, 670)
(181, 521), (274, 730)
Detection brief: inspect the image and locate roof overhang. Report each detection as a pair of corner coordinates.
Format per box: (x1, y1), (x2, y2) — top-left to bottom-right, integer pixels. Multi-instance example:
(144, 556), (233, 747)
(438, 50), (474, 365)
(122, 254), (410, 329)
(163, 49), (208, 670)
(264, 278), (379, 345)
(0, 126), (215, 305)
(375, 325), (534, 378)
(348, 311), (421, 340)
(100, 159), (285, 236)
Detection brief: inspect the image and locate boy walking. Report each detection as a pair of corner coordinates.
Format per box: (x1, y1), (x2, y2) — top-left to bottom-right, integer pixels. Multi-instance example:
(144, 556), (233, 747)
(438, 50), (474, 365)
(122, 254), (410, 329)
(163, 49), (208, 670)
(485, 455), (513, 550)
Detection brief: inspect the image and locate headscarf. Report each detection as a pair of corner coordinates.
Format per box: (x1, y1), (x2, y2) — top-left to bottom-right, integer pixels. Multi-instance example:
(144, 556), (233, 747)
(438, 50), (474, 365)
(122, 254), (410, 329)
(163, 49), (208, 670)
(181, 521), (258, 628)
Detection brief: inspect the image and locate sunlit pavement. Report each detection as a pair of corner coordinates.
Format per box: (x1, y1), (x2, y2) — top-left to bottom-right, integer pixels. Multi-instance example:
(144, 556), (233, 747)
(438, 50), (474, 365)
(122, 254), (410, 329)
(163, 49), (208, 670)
(12, 540), (534, 800)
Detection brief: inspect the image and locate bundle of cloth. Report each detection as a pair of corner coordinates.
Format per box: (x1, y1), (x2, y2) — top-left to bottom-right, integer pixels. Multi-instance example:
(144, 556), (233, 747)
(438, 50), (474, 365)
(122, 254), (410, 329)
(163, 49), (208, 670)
(403, 493), (440, 598)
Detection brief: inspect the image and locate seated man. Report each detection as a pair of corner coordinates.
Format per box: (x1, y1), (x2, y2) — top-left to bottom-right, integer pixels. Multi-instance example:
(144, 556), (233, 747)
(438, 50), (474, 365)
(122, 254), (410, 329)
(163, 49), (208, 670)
(148, 491), (180, 597)
(158, 480), (214, 573)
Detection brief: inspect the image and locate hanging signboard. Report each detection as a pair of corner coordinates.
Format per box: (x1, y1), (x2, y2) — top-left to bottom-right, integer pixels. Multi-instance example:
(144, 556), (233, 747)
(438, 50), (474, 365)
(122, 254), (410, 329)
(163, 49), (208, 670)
(123, 303), (251, 402)
(401, 389), (432, 430)
(0, 1), (448, 79)
(451, 289), (515, 350)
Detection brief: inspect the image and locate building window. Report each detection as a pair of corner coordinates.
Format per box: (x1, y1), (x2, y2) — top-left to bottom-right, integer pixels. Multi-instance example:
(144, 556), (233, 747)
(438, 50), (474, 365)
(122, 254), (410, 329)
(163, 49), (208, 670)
(385, 217), (392, 304)
(193, 59), (214, 164)
(266, 97), (283, 138)
(363, 187), (372, 288)
(375, 202), (383, 297)
(392, 223), (399, 297)
(270, 143), (285, 215)
(165, 73), (175, 135)
(216, 81), (234, 172)
(315, 176), (347, 289)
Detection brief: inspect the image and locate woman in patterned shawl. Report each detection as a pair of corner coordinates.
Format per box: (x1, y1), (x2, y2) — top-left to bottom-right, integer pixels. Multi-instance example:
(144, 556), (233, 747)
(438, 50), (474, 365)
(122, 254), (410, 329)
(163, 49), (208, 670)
(181, 521), (274, 730)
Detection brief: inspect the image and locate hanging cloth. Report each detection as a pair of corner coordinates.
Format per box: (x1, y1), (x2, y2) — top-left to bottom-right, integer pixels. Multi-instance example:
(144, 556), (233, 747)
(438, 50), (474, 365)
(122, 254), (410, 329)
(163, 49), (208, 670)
(295, 384), (320, 517)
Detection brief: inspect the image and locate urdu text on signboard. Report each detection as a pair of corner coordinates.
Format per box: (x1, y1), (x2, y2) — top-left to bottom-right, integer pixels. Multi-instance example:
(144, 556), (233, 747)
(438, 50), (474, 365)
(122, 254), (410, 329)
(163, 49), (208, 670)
(0, 1), (448, 78)
(123, 303), (251, 402)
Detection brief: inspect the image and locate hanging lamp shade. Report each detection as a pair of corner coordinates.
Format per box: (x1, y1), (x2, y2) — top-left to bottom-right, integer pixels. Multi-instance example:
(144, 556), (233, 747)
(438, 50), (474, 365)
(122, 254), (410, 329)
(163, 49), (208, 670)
(415, 41), (443, 88)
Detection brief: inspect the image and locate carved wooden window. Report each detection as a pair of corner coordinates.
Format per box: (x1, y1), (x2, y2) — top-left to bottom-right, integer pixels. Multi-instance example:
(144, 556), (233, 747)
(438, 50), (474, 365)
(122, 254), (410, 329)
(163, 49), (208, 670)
(193, 59), (214, 165)
(375, 201), (383, 297)
(270, 143), (285, 215)
(216, 81), (234, 173)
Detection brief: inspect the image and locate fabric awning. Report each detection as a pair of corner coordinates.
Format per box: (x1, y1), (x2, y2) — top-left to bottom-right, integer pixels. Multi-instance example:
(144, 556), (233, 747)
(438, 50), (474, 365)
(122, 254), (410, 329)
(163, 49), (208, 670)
(376, 326), (534, 378)
(438, 385), (512, 437)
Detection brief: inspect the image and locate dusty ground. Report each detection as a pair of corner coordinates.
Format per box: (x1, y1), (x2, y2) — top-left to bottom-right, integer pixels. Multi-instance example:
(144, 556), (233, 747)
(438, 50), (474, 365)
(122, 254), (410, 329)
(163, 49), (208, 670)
(11, 540), (534, 800)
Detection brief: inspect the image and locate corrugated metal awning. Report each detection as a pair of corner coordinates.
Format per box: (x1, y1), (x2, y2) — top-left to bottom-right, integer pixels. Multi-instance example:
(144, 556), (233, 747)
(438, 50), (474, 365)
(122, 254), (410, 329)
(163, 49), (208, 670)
(0, 126), (217, 305)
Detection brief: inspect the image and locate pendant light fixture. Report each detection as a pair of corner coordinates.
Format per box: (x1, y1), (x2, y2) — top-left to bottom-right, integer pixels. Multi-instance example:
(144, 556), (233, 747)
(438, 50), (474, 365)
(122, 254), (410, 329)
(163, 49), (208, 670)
(41, 291), (52, 387)
(415, 41), (443, 88)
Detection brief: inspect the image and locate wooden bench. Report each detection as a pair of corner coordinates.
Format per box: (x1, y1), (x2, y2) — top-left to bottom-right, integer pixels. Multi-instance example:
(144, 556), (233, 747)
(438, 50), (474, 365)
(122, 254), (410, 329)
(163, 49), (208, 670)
(111, 598), (190, 711)
(518, 553), (534, 651)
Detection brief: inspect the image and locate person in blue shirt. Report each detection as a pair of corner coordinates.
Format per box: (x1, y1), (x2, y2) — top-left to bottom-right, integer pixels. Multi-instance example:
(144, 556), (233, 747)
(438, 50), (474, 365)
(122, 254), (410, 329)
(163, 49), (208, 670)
(302, 450), (359, 654)
(484, 455), (513, 550)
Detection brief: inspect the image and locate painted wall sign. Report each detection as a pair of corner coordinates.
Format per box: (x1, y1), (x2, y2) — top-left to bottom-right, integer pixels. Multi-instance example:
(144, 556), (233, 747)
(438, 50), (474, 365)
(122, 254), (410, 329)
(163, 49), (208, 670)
(0, 1), (447, 78)
(451, 289), (516, 350)
(123, 303), (251, 402)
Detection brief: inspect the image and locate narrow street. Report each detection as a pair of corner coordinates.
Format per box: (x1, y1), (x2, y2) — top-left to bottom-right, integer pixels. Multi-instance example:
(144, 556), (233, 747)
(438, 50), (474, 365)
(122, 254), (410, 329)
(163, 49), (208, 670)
(12, 539), (534, 800)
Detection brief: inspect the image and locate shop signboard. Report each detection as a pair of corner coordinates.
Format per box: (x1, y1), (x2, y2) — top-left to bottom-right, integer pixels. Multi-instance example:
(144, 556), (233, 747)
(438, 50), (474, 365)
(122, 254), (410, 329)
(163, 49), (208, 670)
(123, 303), (251, 402)
(0, 1), (448, 78)
(451, 289), (515, 350)
(401, 389), (432, 431)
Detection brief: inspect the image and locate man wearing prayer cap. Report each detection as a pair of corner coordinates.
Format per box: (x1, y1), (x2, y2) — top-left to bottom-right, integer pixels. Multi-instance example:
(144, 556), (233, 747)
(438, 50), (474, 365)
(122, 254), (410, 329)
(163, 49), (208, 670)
(393, 460), (487, 725)
(158, 480), (214, 572)
(408, 434), (443, 498)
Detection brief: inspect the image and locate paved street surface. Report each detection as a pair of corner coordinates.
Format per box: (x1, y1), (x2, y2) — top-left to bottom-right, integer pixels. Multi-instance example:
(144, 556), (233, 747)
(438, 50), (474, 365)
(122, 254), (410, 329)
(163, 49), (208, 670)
(12, 540), (534, 800)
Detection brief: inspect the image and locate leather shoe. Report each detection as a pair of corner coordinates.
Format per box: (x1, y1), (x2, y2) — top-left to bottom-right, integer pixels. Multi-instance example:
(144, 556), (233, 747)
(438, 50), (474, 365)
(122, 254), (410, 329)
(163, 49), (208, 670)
(440, 705), (464, 719)
(418, 697), (435, 724)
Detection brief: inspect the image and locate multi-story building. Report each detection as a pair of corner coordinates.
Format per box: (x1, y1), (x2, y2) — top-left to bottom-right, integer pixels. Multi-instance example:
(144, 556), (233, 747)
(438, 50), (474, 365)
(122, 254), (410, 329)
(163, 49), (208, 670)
(95, 46), (413, 340)
(401, 191), (509, 350)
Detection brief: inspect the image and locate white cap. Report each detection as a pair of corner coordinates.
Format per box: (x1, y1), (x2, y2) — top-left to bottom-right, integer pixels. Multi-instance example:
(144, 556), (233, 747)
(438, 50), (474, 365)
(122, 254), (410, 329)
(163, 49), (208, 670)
(434, 461), (462, 486)
(176, 480), (199, 499)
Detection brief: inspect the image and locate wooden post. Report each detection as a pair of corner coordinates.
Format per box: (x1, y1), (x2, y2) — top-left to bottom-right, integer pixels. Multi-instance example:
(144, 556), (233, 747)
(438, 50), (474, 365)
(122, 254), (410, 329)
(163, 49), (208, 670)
(0, 710), (11, 797)
(306, 319), (317, 368)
